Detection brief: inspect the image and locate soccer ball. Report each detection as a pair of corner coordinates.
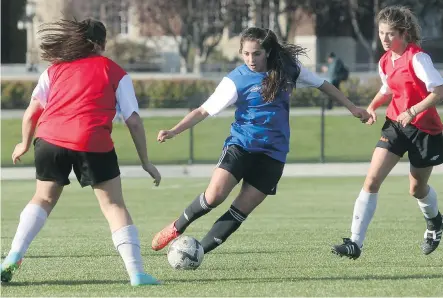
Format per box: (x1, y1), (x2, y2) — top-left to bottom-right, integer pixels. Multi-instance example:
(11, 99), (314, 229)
(167, 235), (204, 270)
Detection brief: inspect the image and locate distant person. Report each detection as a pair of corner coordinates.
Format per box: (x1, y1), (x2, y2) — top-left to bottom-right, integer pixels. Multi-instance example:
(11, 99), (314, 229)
(1, 18), (161, 286)
(323, 52), (349, 109)
(27, 63), (39, 73)
(332, 6), (443, 260)
(151, 27), (370, 255)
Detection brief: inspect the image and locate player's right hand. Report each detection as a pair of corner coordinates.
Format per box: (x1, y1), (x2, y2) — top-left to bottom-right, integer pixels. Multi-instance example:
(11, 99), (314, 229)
(157, 130), (176, 143)
(142, 162), (161, 186)
(350, 106), (371, 123)
(12, 142), (29, 164)
(365, 108), (377, 125)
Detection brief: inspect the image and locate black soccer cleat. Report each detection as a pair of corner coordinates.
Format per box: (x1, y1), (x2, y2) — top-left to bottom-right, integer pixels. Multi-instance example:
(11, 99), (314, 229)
(331, 238), (361, 260)
(421, 212), (442, 255)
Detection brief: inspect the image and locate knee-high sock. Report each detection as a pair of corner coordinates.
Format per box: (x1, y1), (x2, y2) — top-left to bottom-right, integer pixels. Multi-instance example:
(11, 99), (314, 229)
(200, 205), (247, 254)
(417, 186), (439, 220)
(175, 193), (214, 233)
(112, 225), (144, 276)
(350, 189), (378, 248)
(9, 204), (48, 259)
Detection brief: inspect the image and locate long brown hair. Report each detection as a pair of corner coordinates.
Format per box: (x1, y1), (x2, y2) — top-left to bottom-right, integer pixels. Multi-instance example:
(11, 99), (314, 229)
(38, 18), (106, 63)
(377, 6), (421, 45)
(239, 27), (307, 103)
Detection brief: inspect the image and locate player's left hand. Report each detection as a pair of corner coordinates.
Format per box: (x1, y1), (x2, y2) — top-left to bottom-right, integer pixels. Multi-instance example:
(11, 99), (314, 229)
(396, 110), (414, 127)
(350, 106), (371, 123)
(142, 161), (162, 186)
(12, 142), (29, 164)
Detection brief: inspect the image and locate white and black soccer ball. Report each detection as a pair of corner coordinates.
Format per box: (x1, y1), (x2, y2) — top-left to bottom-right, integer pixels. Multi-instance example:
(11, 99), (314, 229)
(167, 235), (204, 270)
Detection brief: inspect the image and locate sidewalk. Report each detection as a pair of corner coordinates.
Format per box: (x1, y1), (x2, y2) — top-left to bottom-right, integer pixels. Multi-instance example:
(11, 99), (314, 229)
(2, 162), (442, 180)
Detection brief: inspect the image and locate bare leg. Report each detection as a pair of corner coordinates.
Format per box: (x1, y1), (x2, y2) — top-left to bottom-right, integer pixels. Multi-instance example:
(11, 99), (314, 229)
(93, 176), (158, 285)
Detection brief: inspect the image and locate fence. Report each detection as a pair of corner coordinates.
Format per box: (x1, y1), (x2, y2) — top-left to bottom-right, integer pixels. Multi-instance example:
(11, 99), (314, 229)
(2, 105), (443, 167)
(184, 103), (361, 165)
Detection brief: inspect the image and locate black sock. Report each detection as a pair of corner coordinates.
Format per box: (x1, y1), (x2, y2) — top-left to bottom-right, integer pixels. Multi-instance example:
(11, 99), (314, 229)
(426, 211), (442, 230)
(175, 193), (214, 233)
(200, 205), (247, 254)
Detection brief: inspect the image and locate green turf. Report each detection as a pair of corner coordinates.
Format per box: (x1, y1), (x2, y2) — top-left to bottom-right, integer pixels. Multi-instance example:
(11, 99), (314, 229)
(1, 116), (386, 167)
(1, 176), (442, 296)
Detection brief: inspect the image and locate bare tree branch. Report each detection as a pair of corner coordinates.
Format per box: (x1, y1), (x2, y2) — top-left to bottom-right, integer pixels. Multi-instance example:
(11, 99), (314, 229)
(349, 0), (375, 64)
(133, 0), (241, 73)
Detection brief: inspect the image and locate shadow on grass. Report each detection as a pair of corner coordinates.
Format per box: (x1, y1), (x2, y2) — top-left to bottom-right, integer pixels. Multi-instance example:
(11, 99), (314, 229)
(210, 250), (291, 255)
(166, 273), (443, 284)
(8, 253), (163, 259)
(3, 274), (442, 287)
(9, 249), (287, 259)
(1, 279), (129, 286)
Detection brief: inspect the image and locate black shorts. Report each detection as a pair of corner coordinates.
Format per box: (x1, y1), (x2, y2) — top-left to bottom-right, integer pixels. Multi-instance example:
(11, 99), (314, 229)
(216, 144), (285, 195)
(34, 138), (121, 187)
(376, 119), (443, 168)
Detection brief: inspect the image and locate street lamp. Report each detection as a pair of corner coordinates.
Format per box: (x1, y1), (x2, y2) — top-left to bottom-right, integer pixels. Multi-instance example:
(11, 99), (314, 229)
(17, 0), (38, 72)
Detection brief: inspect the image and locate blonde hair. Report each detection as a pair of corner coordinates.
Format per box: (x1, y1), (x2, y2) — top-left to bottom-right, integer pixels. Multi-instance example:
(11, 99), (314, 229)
(377, 5), (421, 45)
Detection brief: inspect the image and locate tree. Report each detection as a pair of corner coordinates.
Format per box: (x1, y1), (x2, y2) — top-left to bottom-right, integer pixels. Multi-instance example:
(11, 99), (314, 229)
(134, 0), (246, 74)
(258, 0), (321, 42)
(263, 0), (351, 43)
(348, 0), (443, 68)
(105, 39), (158, 65)
(348, 0), (380, 67)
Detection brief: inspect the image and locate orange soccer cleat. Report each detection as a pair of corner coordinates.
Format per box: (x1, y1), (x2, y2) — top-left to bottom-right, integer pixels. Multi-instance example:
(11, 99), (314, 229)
(151, 221), (181, 251)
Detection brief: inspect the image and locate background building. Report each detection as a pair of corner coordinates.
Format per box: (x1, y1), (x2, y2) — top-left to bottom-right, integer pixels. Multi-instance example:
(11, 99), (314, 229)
(3, 0), (443, 73)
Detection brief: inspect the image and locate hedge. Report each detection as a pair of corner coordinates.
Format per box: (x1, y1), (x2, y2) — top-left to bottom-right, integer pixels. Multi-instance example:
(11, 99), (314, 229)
(1, 77), (400, 109)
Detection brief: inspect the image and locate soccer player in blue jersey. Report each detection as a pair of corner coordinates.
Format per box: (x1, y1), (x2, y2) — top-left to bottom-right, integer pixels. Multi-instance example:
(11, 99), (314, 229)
(151, 27), (370, 254)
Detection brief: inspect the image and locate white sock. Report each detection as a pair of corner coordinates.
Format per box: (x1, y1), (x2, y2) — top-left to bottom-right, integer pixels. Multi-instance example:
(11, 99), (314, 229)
(112, 225), (144, 276)
(9, 204), (48, 258)
(417, 186), (438, 219)
(350, 189), (378, 248)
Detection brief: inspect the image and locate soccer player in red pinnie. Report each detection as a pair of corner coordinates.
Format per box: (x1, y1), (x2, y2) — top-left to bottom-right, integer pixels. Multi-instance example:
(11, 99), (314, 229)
(333, 6), (443, 259)
(1, 19), (161, 286)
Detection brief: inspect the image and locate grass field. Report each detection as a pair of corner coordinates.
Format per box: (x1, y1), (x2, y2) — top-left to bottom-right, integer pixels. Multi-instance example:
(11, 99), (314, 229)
(1, 176), (443, 297)
(1, 116), (387, 167)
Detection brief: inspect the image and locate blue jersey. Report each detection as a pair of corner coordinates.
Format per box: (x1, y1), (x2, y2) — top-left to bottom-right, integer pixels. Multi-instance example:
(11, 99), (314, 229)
(201, 64), (324, 163)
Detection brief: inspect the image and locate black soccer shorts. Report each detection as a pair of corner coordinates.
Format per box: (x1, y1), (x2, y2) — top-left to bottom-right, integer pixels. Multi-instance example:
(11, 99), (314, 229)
(216, 144), (285, 195)
(376, 118), (443, 168)
(34, 138), (121, 187)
